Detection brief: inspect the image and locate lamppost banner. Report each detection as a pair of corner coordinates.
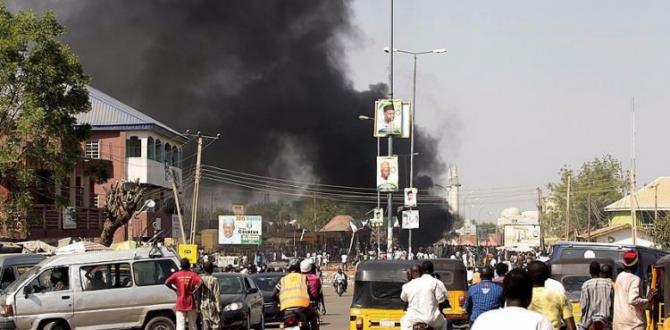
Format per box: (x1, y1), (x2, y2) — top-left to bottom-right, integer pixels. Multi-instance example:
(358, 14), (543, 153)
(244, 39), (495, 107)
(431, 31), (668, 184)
(376, 156), (399, 192)
(374, 99), (411, 138)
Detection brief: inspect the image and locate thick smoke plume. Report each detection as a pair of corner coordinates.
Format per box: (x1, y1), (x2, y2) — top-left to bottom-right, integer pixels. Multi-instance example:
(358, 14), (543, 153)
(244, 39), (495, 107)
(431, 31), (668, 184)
(8, 1), (453, 244)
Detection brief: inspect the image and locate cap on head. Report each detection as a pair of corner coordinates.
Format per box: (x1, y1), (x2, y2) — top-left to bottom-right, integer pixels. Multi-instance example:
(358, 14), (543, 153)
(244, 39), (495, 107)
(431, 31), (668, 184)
(300, 259), (313, 273)
(623, 250), (638, 267)
(223, 218), (235, 225)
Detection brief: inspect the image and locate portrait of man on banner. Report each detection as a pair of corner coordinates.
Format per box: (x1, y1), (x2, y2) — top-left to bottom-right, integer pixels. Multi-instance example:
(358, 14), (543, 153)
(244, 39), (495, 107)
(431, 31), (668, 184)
(404, 188), (417, 207)
(402, 210), (419, 229)
(374, 99), (404, 137)
(377, 156), (399, 192)
(372, 207), (384, 226)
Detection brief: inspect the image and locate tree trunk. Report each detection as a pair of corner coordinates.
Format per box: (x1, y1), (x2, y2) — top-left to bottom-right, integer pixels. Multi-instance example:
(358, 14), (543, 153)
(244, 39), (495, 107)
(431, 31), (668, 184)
(100, 180), (145, 247)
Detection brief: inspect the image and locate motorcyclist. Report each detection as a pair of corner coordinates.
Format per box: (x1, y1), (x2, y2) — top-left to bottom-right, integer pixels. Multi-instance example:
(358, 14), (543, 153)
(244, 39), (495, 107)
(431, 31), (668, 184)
(333, 267), (348, 292)
(273, 261), (319, 329)
(301, 259), (326, 315)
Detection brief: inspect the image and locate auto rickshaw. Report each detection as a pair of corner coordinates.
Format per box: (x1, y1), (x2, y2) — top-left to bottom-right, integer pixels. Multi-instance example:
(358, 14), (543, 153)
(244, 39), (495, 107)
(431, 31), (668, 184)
(431, 259), (469, 325)
(349, 259), (468, 330)
(549, 258), (618, 324)
(650, 255), (670, 330)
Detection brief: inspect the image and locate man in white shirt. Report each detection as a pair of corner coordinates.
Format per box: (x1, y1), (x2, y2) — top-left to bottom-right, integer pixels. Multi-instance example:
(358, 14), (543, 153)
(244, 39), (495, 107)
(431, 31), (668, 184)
(400, 262), (449, 330)
(472, 268), (553, 330)
(341, 253), (348, 271)
(544, 264), (566, 295)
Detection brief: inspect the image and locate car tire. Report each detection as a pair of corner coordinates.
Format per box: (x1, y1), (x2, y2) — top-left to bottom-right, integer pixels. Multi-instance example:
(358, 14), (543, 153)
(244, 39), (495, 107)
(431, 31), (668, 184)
(253, 313), (265, 330)
(144, 316), (175, 330)
(43, 321), (68, 330)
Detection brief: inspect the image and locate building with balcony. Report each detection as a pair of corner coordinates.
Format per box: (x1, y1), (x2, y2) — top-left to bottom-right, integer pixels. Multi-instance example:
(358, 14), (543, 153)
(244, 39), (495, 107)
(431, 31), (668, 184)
(27, 86), (185, 243)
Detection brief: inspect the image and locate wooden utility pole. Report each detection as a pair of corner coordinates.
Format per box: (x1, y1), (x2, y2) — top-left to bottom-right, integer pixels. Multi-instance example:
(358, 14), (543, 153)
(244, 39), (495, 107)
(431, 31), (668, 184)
(654, 184), (659, 222)
(566, 174), (571, 241)
(168, 168), (187, 244)
(537, 188), (545, 251)
(189, 135), (203, 244)
(587, 193), (592, 241)
(185, 131), (220, 245)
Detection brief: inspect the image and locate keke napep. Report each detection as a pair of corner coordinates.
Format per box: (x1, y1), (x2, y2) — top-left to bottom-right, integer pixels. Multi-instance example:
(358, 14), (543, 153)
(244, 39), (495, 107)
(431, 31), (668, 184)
(349, 259), (468, 330)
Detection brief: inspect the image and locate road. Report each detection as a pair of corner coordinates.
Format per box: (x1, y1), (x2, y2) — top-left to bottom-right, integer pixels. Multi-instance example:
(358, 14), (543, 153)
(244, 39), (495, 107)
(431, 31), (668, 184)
(319, 286), (353, 330)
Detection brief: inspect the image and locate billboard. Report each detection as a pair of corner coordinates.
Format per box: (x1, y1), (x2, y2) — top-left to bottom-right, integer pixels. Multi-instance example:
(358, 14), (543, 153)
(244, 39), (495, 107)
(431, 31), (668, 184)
(219, 215), (262, 245)
(377, 156), (399, 192)
(374, 99), (411, 138)
(402, 210), (419, 229)
(503, 224), (541, 247)
(404, 188), (417, 207)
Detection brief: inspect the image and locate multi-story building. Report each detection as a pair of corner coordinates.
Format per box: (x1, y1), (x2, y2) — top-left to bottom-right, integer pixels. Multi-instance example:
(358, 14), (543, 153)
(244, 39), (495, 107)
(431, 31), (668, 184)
(27, 86), (184, 243)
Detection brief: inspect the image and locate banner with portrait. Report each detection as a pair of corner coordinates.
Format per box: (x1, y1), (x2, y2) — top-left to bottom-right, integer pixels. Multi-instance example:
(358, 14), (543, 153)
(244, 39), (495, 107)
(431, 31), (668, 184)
(376, 156), (399, 192)
(371, 207), (384, 227)
(402, 210), (419, 229)
(218, 215), (262, 245)
(374, 99), (411, 138)
(404, 188), (418, 207)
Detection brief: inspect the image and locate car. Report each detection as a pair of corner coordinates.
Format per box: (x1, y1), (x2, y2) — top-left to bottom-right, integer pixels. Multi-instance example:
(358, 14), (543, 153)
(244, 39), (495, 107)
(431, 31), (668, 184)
(0, 246), (180, 330)
(0, 254), (46, 290)
(215, 272), (265, 330)
(251, 272), (284, 323)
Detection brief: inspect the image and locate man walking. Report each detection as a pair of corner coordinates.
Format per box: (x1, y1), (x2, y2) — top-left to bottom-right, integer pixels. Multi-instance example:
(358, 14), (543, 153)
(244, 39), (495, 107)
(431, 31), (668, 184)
(527, 261), (576, 330)
(400, 262), (449, 330)
(579, 261), (613, 330)
(613, 250), (656, 330)
(200, 261), (221, 330)
(465, 266), (504, 324)
(165, 258), (202, 330)
(471, 269), (552, 330)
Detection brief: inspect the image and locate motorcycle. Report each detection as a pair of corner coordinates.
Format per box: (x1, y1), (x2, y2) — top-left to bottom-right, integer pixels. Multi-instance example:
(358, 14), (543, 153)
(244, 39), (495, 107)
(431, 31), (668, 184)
(412, 323), (433, 330)
(282, 307), (311, 330)
(335, 279), (345, 296)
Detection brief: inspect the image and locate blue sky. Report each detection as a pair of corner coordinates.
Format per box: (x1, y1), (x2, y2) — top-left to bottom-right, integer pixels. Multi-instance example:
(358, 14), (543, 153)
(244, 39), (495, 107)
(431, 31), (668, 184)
(345, 0), (670, 220)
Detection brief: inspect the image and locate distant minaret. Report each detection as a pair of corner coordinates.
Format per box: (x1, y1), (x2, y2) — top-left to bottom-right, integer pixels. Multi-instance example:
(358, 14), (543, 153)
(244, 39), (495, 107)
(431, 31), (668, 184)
(447, 166), (461, 218)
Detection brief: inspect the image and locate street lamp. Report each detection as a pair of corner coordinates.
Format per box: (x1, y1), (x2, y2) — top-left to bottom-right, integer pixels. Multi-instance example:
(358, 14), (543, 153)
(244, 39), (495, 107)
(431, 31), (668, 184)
(128, 199), (156, 241)
(385, 46), (446, 257)
(358, 114), (382, 258)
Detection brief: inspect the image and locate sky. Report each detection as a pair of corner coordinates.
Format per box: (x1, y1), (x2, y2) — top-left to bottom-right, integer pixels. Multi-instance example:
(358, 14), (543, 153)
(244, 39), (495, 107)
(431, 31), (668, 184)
(345, 0), (670, 220)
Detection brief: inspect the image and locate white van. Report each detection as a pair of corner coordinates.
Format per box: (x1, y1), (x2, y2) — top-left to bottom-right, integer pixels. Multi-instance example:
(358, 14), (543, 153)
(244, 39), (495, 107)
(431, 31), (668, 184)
(0, 246), (180, 330)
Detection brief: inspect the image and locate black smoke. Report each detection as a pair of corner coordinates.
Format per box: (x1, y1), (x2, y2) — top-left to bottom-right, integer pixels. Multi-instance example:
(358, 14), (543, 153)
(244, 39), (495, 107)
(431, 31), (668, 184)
(8, 1), (453, 242)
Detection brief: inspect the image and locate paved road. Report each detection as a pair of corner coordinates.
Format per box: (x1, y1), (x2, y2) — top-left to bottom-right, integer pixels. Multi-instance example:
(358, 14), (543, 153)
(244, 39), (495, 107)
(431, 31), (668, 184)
(319, 286), (353, 330)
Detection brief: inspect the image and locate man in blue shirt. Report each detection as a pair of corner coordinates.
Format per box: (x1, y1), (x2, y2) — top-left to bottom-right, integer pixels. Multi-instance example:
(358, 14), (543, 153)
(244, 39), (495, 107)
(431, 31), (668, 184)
(465, 266), (504, 324)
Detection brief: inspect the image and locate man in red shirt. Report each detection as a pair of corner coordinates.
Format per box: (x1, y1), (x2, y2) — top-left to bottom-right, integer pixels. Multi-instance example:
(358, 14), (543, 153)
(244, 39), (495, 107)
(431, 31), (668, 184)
(165, 258), (203, 330)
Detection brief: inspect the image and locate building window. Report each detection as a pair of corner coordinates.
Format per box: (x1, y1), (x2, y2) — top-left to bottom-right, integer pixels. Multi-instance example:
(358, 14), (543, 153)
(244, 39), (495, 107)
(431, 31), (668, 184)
(164, 143), (172, 165)
(85, 140), (100, 159)
(172, 146), (179, 167)
(155, 139), (163, 163)
(126, 136), (141, 158)
(147, 137), (155, 160)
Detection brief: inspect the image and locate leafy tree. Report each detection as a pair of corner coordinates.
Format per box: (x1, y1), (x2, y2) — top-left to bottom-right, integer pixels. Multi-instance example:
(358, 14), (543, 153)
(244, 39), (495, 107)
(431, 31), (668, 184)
(652, 215), (670, 249)
(545, 155), (625, 238)
(0, 5), (90, 234)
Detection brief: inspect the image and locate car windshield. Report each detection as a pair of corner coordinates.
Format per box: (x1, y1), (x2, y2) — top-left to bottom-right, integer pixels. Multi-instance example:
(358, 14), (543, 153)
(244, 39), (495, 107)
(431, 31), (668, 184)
(5, 266), (40, 294)
(254, 276), (281, 292)
(218, 276), (243, 294)
(562, 275), (591, 299)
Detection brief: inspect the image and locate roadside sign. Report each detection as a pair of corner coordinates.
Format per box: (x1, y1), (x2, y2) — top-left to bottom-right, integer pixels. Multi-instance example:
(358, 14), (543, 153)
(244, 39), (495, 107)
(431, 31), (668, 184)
(178, 244), (198, 265)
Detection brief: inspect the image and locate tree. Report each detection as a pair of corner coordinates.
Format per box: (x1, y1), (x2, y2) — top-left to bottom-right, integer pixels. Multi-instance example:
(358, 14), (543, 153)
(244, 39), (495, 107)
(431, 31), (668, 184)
(652, 215), (670, 249)
(100, 180), (146, 246)
(545, 155), (625, 238)
(0, 5), (90, 233)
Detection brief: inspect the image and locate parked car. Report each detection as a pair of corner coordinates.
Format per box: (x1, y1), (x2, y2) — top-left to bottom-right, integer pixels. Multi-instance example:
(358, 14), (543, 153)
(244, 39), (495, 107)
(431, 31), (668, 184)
(215, 273), (265, 330)
(0, 246), (179, 330)
(251, 272), (284, 323)
(0, 254), (46, 290)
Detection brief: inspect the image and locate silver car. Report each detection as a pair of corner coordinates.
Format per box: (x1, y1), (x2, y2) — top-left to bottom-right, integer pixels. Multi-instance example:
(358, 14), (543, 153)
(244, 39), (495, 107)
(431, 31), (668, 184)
(0, 246), (179, 330)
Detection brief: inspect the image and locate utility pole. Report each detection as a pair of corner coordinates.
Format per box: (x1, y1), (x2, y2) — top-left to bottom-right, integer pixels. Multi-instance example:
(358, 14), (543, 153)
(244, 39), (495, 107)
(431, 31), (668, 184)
(167, 168), (187, 244)
(386, 0), (394, 255)
(185, 131), (220, 245)
(654, 184), (659, 222)
(587, 193), (592, 241)
(566, 174), (571, 241)
(630, 97), (638, 245)
(537, 188), (545, 251)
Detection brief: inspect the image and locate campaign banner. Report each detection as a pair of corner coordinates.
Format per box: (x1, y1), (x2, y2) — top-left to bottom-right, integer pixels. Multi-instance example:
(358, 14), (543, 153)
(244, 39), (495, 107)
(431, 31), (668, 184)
(219, 215), (262, 245)
(402, 210), (419, 229)
(404, 188), (418, 207)
(374, 99), (411, 138)
(377, 156), (399, 192)
(371, 207), (384, 227)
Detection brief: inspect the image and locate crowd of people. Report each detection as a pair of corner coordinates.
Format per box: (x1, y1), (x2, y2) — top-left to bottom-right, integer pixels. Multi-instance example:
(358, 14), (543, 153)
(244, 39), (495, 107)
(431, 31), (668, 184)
(408, 249), (655, 330)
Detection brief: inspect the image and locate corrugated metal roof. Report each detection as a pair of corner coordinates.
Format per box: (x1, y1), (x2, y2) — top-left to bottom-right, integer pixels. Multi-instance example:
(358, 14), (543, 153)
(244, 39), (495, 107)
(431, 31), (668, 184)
(605, 177), (670, 212)
(74, 86), (184, 138)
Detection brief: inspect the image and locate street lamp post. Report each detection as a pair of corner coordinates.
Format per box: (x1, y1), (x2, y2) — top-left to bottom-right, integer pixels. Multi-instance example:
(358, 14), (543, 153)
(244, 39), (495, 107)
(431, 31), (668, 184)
(386, 47), (446, 257)
(359, 115), (382, 258)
